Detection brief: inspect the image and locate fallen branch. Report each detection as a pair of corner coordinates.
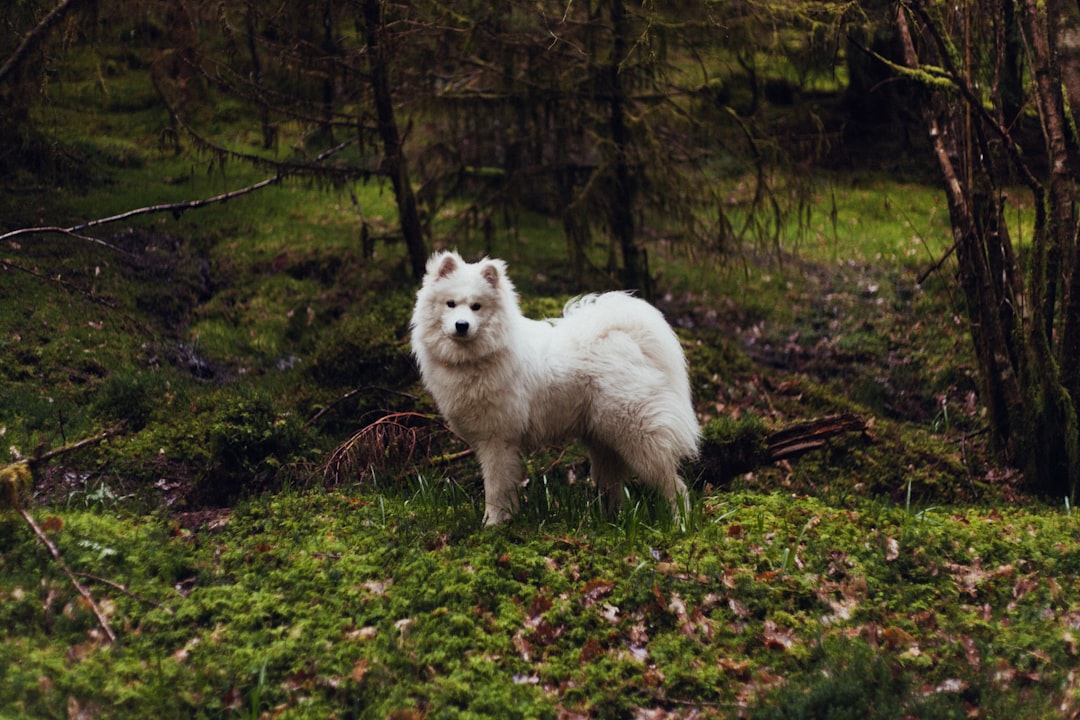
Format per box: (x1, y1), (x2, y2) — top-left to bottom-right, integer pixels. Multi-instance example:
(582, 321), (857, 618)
(322, 412), (452, 486)
(75, 572), (174, 615)
(766, 413), (870, 462)
(695, 413), (871, 486)
(0, 135), (361, 247)
(2, 425), (130, 643)
(1, 425), (124, 510)
(18, 507), (117, 645)
(31, 425), (125, 466)
(0, 176), (282, 245)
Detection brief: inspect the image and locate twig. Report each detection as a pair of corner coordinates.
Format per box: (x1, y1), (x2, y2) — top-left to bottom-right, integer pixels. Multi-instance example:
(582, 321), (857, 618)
(75, 572), (174, 614)
(31, 425), (125, 466)
(18, 507), (117, 645)
(306, 385), (419, 427)
(0, 131), (362, 249)
(918, 241), (958, 285)
(2, 426), (126, 509)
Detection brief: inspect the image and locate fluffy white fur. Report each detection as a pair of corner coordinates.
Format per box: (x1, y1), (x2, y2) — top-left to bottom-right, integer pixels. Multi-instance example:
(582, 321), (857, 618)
(410, 250), (700, 525)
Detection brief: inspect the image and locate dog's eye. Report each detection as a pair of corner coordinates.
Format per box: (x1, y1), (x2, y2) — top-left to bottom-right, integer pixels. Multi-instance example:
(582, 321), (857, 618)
(446, 300), (456, 308)
(470, 303), (481, 311)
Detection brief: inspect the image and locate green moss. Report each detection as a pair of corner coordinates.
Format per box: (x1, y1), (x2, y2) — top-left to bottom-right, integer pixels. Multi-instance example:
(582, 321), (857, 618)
(3, 490), (1080, 718)
(308, 294), (415, 389)
(695, 414), (771, 485)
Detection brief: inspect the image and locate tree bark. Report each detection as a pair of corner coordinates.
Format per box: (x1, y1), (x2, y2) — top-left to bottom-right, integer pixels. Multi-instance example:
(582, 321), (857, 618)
(607, 0), (651, 299)
(360, 0), (427, 281)
(898, 0), (1080, 502)
(896, 4), (1023, 462)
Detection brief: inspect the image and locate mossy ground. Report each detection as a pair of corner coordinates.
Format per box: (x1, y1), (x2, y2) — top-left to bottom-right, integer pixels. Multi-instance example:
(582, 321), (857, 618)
(2, 489), (1078, 718)
(2, 39), (1077, 720)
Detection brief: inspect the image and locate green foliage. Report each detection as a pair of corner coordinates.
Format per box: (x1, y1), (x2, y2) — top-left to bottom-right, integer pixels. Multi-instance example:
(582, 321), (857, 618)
(90, 370), (167, 431)
(749, 638), (910, 720)
(3, 491), (1080, 718)
(4, 10), (1078, 720)
(308, 295), (415, 389)
(204, 389), (312, 501)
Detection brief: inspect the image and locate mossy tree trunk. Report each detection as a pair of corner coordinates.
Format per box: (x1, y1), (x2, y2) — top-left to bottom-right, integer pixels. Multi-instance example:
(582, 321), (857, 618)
(896, 0), (1080, 503)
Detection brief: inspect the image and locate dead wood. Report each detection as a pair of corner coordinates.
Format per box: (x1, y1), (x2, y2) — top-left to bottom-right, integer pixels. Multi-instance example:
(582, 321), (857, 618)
(765, 413), (870, 462)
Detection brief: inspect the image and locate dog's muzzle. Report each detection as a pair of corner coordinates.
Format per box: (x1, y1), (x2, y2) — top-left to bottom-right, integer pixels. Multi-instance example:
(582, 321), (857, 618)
(454, 320), (470, 337)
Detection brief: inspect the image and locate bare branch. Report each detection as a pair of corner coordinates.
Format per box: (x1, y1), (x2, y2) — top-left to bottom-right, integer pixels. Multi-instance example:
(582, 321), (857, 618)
(18, 507), (117, 645)
(0, 175), (281, 245)
(0, 133), (363, 247)
(0, 0), (92, 86)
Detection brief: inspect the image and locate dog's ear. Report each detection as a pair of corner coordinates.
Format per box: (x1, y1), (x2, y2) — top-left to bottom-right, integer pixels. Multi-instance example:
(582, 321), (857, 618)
(432, 251), (459, 279)
(481, 261), (502, 289)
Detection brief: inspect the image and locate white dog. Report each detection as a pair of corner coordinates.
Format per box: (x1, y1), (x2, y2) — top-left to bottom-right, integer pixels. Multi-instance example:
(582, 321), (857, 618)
(410, 250), (699, 525)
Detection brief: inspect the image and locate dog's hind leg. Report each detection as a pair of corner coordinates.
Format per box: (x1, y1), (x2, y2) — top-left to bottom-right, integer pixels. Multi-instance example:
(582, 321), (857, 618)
(612, 435), (691, 521)
(588, 443), (629, 517)
(476, 440), (522, 525)
(653, 471), (690, 521)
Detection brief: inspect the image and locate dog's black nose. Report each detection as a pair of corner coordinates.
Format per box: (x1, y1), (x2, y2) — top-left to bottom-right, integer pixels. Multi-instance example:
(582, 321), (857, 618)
(455, 320), (470, 336)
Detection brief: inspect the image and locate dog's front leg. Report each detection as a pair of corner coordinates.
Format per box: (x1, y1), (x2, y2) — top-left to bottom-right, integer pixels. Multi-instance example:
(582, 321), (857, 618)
(475, 440), (522, 525)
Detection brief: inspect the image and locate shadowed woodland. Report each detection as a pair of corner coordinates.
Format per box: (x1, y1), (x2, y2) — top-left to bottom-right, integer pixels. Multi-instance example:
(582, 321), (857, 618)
(3, 1), (1080, 717)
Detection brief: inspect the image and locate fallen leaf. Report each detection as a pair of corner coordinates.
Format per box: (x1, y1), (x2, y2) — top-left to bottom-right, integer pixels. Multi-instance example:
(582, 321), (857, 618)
(67, 695), (94, 720)
(717, 657), (752, 680)
(880, 625), (916, 649)
(223, 687), (243, 711)
(350, 659), (369, 683)
(581, 578), (614, 606)
(345, 626), (377, 641)
(762, 620), (797, 651)
(513, 630), (533, 661)
(920, 678), (968, 696)
(961, 635), (981, 671)
(728, 597), (750, 618)
(885, 537), (900, 562)
(282, 668), (315, 692)
(362, 579), (391, 596)
(526, 593), (553, 624)
(579, 637), (604, 664)
(1012, 574), (1039, 601)
(171, 637), (200, 663)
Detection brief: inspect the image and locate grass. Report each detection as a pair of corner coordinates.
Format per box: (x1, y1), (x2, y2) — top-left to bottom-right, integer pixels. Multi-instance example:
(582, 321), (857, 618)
(2, 36), (1078, 719)
(3, 488), (1079, 718)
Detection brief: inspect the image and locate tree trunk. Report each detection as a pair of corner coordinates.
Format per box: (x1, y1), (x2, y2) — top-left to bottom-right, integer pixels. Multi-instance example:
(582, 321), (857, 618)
(897, 0), (1080, 503)
(360, 0), (427, 281)
(243, 5), (275, 150)
(896, 5), (1023, 461)
(1018, 0), (1080, 499)
(607, 0), (651, 299)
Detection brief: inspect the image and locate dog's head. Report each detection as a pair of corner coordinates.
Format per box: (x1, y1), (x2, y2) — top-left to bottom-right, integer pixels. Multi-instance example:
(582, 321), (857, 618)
(411, 250), (517, 364)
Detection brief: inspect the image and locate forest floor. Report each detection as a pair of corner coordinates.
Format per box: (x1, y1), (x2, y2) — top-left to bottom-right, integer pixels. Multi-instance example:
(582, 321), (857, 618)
(2, 55), (1079, 720)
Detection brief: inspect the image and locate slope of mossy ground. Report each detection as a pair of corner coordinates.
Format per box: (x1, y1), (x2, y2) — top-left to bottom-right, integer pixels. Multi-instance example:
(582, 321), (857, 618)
(2, 40), (1077, 719)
